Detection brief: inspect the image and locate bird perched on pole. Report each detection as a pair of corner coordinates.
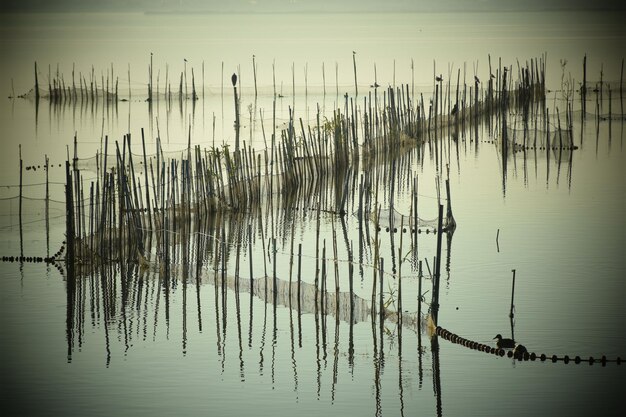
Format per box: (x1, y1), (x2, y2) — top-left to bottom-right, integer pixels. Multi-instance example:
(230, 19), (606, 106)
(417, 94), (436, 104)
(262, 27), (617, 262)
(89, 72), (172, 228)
(231, 73), (237, 87)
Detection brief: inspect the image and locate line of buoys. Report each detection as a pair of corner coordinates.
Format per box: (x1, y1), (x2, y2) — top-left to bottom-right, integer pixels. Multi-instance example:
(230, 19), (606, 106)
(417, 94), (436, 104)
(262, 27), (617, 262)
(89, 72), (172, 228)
(24, 163), (63, 171)
(512, 146), (579, 151)
(1, 255), (61, 264)
(1, 241), (65, 264)
(435, 326), (621, 366)
(374, 226), (437, 234)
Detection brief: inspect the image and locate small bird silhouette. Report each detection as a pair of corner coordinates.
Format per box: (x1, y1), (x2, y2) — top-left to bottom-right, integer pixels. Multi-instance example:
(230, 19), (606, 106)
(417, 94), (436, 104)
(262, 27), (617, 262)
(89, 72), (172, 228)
(370, 82), (380, 88)
(474, 75), (480, 84)
(493, 334), (516, 349)
(435, 75), (443, 82)
(231, 73), (237, 87)
(451, 103), (458, 115)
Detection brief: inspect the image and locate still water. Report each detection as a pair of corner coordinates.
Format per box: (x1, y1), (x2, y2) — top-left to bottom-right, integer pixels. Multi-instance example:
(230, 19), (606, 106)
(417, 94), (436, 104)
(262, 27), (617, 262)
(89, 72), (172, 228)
(1, 10), (625, 417)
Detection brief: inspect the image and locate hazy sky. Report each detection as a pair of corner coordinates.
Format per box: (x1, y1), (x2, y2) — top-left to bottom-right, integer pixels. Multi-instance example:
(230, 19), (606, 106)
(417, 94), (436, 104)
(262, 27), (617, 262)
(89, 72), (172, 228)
(1, 0), (624, 13)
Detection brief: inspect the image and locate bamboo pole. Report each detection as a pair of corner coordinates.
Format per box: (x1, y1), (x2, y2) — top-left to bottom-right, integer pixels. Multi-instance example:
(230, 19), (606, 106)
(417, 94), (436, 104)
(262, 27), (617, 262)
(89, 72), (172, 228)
(509, 269), (516, 318)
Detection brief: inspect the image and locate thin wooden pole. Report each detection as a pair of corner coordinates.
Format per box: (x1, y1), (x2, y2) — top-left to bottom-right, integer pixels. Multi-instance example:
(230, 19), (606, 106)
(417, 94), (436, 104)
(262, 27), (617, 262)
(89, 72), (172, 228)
(509, 269), (516, 318)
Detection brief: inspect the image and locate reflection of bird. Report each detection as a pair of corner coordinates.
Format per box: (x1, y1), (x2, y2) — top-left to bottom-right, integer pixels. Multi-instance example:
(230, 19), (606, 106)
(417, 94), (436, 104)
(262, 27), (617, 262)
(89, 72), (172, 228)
(231, 73), (237, 87)
(474, 75), (480, 84)
(493, 334), (516, 349)
(435, 75), (443, 82)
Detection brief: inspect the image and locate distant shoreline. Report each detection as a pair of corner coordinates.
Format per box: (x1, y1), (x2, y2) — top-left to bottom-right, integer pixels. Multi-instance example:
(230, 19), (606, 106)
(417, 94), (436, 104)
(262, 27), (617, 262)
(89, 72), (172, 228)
(1, 6), (624, 14)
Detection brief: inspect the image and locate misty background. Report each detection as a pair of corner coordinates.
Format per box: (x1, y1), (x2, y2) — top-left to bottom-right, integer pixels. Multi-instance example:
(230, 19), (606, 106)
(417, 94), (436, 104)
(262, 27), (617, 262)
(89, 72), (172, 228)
(1, 0), (624, 13)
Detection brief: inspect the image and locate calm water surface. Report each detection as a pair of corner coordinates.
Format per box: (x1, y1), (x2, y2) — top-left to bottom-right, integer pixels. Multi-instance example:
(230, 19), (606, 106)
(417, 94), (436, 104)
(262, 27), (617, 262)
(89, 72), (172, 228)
(0, 11), (625, 417)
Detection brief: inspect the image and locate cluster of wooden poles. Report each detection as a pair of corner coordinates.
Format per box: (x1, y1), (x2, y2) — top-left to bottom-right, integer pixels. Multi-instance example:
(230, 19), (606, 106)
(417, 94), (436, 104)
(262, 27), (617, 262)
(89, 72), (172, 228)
(62, 55), (556, 271)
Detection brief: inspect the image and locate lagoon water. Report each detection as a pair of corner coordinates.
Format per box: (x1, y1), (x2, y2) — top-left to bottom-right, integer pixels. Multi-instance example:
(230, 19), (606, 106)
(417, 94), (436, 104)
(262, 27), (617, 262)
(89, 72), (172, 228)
(1, 10), (625, 417)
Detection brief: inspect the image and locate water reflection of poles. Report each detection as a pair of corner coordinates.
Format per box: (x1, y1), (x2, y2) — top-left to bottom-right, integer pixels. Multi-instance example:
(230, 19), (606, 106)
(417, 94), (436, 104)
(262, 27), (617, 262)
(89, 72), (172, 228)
(509, 269), (517, 343)
(431, 334), (443, 417)
(321, 240), (328, 360)
(44, 155), (49, 258)
(297, 243), (303, 348)
(66, 258), (75, 364)
(182, 243), (189, 355)
(417, 263), (424, 389)
(213, 229), (222, 357)
(289, 299), (299, 398)
(19, 146), (24, 260)
(398, 312), (405, 417)
(194, 222), (203, 333)
(248, 224), (255, 348)
(315, 296), (322, 399)
(372, 306), (382, 417)
(235, 241), (245, 379)
(431, 204), (444, 325)
(101, 265), (112, 366)
(259, 269), (267, 375)
(221, 228), (228, 353)
(331, 312), (340, 403)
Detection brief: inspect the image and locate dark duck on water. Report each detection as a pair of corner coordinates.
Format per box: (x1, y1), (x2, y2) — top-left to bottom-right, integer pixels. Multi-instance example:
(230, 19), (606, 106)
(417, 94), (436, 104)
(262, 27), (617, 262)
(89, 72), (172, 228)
(493, 334), (516, 349)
